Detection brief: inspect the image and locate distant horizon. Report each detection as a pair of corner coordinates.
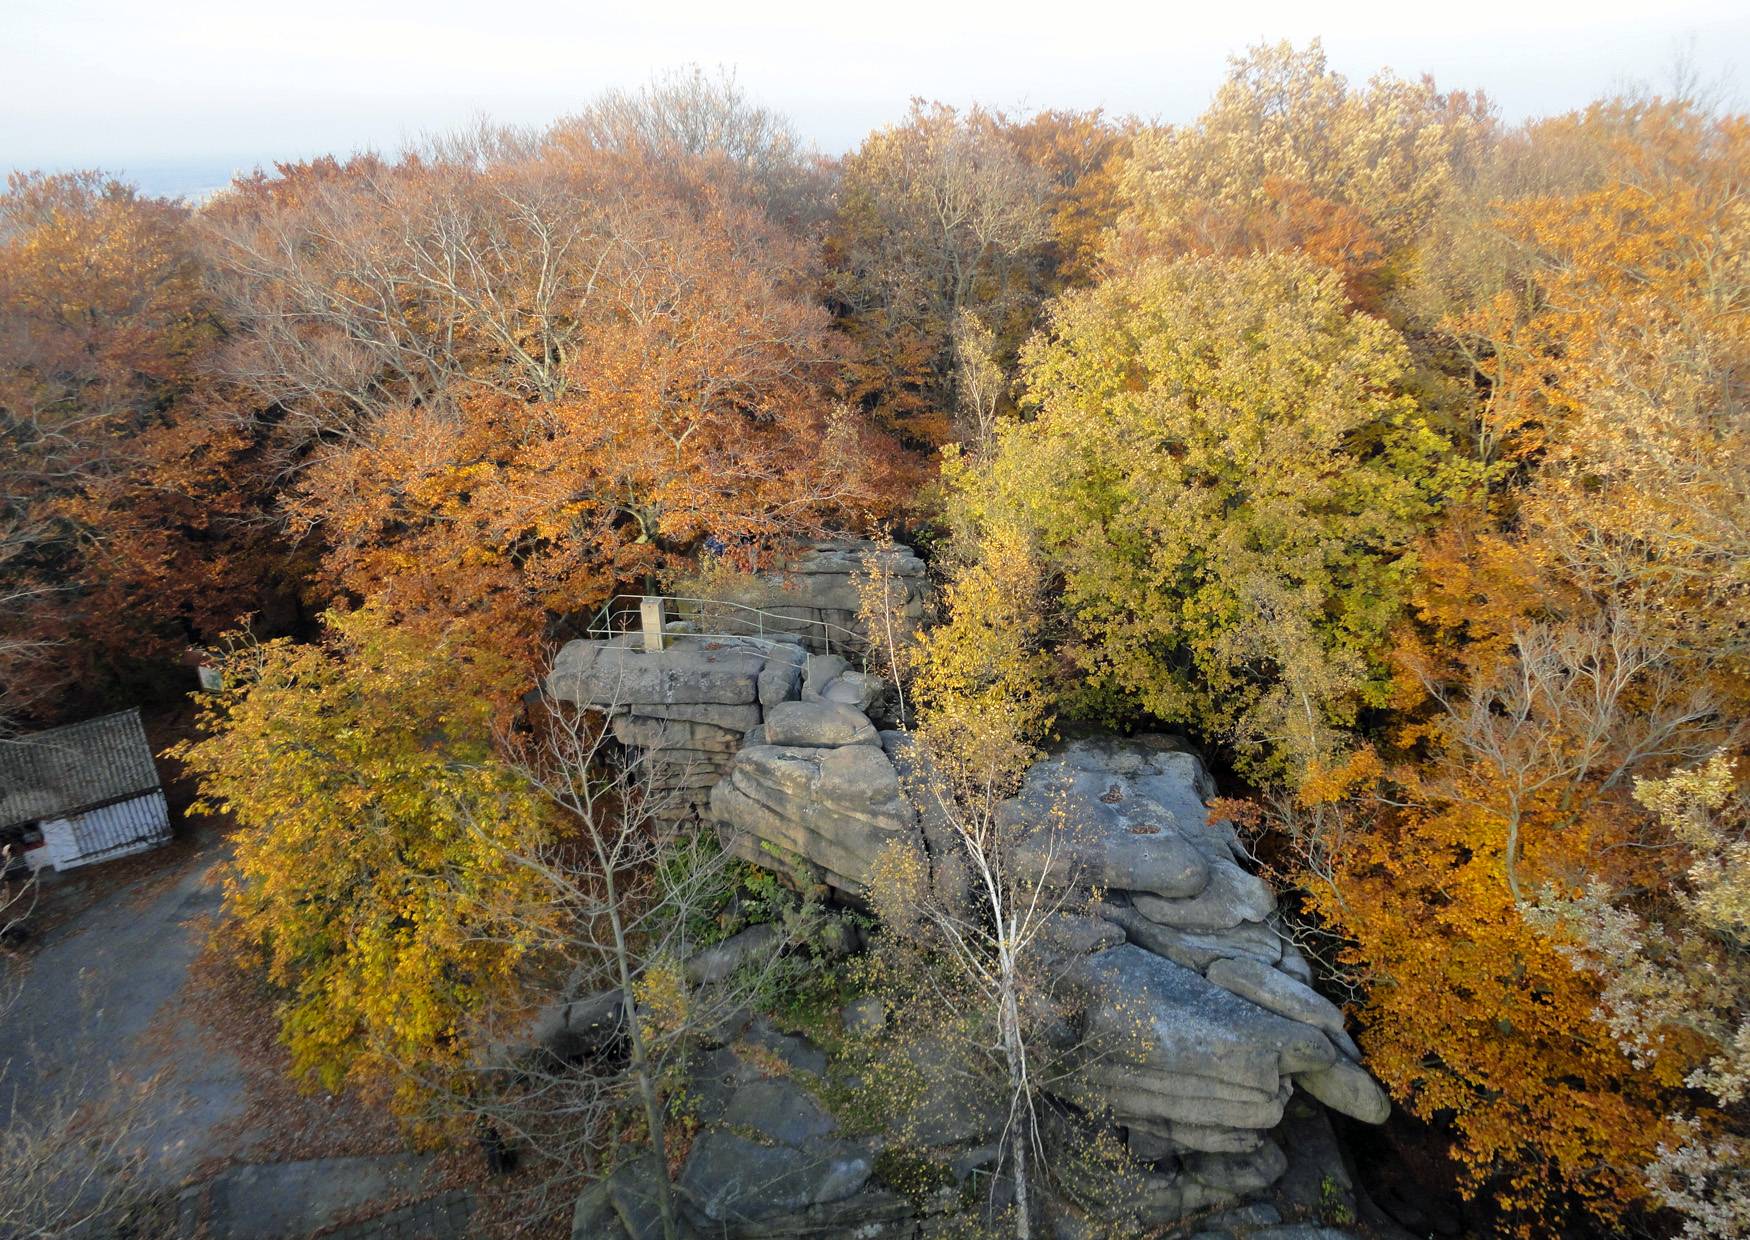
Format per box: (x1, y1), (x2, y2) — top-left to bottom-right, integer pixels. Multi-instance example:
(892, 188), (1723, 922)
(6, 0), (1744, 200)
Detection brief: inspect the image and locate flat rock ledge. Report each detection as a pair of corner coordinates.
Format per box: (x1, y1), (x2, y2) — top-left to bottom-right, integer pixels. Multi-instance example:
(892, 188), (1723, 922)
(752, 539), (928, 649)
(547, 633), (812, 821)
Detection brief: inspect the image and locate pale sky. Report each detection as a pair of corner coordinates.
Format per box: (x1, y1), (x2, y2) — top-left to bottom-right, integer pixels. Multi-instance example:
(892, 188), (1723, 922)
(4, 0), (1746, 197)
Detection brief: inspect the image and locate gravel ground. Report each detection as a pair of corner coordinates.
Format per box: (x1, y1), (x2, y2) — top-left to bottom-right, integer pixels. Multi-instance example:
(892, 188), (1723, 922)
(0, 765), (477, 1237)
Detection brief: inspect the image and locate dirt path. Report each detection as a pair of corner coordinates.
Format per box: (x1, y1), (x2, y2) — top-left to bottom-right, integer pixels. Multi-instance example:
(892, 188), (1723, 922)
(0, 824), (247, 1184)
(0, 767), (468, 1236)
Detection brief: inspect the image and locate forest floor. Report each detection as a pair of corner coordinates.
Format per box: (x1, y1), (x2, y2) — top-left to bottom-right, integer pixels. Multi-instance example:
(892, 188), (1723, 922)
(0, 711), (560, 1238)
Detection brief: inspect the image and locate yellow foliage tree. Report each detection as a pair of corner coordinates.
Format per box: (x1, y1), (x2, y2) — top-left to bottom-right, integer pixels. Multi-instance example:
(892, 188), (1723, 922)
(875, 521), (1062, 1238)
(911, 521), (1054, 780)
(1111, 40), (1494, 306)
(168, 603), (555, 1115)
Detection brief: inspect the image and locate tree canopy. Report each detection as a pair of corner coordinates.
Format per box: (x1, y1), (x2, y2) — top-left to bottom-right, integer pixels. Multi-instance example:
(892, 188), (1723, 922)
(6, 51), (1748, 1239)
(169, 604), (555, 1113)
(951, 251), (1466, 777)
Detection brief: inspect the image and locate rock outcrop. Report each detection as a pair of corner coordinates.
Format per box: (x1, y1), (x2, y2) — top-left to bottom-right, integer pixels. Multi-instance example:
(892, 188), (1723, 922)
(995, 738), (1389, 1221)
(547, 549), (1385, 1236)
(709, 738), (915, 894)
(711, 730), (1390, 1218)
(708, 653), (919, 896)
(547, 634), (809, 821)
(572, 1011), (1366, 1240)
(546, 534), (924, 820)
(751, 539), (928, 650)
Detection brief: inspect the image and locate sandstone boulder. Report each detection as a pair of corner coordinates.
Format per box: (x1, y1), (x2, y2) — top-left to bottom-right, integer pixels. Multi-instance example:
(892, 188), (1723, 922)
(1205, 956), (1347, 1040)
(761, 700), (879, 748)
(764, 540), (927, 627)
(1132, 1121), (1267, 1158)
(1070, 946), (1335, 1125)
(820, 670), (884, 713)
(711, 740), (917, 895)
(1184, 1140), (1288, 1194)
(721, 1077), (837, 1147)
(571, 1156), (668, 1240)
(610, 713), (744, 754)
(1292, 1061), (1391, 1125)
(1129, 857), (1277, 932)
(679, 1132), (872, 1224)
(625, 701), (764, 730)
(548, 635), (818, 823)
(999, 739), (1222, 900)
(1100, 899), (1285, 970)
(801, 653), (847, 697)
(685, 924), (779, 987)
(757, 642), (806, 708)
(1039, 912), (1127, 957)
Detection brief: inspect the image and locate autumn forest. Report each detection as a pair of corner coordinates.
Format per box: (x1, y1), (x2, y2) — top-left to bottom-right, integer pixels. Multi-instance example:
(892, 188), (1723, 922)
(2, 44), (1747, 1240)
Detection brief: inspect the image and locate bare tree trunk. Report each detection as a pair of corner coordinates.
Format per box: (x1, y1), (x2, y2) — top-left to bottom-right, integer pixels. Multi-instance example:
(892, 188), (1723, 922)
(855, 546), (914, 730)
(600, 856), (679, 1240)
(998, 958), (1033, 1240)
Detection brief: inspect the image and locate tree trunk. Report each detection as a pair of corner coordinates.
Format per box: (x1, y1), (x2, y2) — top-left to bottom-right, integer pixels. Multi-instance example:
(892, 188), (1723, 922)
(999, 952), (1033, 1240)
(604, 857), (680, 1240)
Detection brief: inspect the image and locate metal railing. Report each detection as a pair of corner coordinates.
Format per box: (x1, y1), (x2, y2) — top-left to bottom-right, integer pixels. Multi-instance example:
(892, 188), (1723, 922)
(584, 594), (866, 658)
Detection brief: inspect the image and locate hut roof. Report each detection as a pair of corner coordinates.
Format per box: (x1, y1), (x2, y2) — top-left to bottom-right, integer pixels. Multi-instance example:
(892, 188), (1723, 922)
(0, 709), (163, 831)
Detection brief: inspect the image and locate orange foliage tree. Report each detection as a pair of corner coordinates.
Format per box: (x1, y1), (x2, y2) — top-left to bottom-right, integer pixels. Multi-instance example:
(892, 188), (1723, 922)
(205, 121), (902, 662)
(1288, 92), (1749, 1231)
(824, 103), (1130, 451)
(0, 171), (289, 726)
(824, 102), (1051, 448)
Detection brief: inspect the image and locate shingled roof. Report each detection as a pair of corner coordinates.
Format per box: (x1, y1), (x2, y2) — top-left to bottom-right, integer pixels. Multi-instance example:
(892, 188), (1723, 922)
(0, 709), (163, 832)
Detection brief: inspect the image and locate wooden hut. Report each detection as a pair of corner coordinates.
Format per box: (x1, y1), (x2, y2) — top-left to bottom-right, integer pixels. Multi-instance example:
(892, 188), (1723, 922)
(0, 709), (171, 872)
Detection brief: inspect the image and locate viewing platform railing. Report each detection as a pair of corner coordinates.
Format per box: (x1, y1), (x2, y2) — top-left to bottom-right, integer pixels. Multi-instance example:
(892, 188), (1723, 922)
(583, 594), (865, 658)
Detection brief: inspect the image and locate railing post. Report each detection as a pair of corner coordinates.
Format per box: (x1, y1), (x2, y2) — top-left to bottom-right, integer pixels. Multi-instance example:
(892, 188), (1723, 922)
(640, 596), (667, 653)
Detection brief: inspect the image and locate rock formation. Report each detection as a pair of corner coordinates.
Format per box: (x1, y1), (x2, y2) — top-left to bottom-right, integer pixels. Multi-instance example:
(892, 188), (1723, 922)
(546, 536), (925, 820)
(546, 633), (808, 821)
(548, 546), (1386, 1236)
(572, 1009), (1367, 1239)
(1006, 740), (1389, 1153)
(708, 659), (918, 896)
(708, 731), (1389, 1231)
(749, 539), (928, 649)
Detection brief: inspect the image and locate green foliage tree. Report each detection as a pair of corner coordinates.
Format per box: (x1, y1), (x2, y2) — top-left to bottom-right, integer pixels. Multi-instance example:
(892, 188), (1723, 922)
(951, 251), (1467, 779)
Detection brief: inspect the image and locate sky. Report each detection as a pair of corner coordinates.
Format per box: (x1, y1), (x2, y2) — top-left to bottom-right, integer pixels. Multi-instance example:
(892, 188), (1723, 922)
(4, 0), (1746, 198)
